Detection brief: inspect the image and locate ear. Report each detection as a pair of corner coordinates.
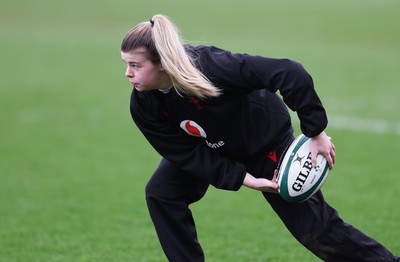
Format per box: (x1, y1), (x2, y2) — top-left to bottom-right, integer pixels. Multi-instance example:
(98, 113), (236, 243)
(159, 64), (166, 71)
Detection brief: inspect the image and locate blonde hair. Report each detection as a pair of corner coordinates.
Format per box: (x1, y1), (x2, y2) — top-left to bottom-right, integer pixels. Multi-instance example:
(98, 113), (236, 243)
(121, 14), (221, 98)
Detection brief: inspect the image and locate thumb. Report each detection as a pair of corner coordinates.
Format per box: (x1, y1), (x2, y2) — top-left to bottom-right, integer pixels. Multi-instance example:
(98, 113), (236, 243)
(272, 169), (278, 182)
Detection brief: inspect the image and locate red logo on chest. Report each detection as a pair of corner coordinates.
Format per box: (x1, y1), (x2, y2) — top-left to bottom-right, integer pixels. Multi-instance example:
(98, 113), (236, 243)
(180, 120), (207, 138)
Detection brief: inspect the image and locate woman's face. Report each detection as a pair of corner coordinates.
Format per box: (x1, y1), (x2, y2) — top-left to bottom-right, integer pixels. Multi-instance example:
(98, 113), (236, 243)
(121, 48), (171, 92)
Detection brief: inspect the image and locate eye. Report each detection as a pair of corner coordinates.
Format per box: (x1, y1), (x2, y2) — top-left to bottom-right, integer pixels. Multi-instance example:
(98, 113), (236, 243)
(129, 63), (141, 69)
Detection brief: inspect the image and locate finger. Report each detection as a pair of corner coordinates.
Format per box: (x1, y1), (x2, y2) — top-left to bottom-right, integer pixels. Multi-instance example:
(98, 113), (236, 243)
(311, 147), (318, 168)
(331, 142), (336, 152)
(331, 145), (336, 166)
(269, 180), (279, 190)
(327, 156), (334, 170)
(324, 150), (334, 170)
(265, 177), (279, 191)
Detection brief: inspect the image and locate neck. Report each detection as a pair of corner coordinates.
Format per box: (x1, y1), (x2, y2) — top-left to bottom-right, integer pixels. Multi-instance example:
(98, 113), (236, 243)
(158, 74), (173, 90)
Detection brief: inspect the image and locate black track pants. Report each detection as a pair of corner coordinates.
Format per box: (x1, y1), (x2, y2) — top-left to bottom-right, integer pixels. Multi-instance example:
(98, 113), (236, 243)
(145, 157), (398, 262)
(264, 191), (398, 261)
(146, 158), (209, 262)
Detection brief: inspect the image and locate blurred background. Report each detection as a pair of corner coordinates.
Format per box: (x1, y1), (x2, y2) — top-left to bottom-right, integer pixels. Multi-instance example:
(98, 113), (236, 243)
(1, 0), (399, 261)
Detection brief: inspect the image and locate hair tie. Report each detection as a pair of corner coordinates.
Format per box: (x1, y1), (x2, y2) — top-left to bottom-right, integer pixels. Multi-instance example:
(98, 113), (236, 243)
(149, 19), (154, 27)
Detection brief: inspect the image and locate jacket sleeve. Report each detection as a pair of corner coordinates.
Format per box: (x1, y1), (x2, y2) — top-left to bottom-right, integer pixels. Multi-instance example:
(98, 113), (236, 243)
(197, 46), (328, 137)
(130, 91), (247, 191)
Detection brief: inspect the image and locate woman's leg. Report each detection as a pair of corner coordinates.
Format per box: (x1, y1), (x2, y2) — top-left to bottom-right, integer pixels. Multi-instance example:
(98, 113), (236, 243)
(264, 190), (399, 261)
(245, 136), (398, 262)
(255, 149), (398, 262)
(145, 158), (209, 262)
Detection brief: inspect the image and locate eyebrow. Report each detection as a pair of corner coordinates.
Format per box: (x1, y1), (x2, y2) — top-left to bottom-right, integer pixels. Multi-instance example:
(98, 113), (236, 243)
(122, 59), (138, 64)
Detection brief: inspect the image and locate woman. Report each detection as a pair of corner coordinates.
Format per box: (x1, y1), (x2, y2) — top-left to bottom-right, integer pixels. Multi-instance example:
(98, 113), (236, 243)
(120, 14), (398, 261)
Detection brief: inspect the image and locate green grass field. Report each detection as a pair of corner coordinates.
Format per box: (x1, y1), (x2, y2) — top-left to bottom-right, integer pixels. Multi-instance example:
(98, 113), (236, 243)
(1, 0), (399, 261)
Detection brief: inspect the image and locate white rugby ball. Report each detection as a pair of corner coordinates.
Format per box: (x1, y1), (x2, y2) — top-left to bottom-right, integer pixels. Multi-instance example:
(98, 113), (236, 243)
(276, 134), (330, 203)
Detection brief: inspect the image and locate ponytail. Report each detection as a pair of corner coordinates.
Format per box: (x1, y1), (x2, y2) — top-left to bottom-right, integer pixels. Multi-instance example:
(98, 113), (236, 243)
(121, 14), (221, 98)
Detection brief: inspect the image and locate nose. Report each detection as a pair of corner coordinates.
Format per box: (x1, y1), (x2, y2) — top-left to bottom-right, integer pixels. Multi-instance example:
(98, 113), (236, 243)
(125, 66), (134, 78)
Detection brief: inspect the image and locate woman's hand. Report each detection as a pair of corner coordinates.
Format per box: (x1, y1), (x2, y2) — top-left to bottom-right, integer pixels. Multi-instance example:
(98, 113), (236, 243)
(243, 172), (279, 193)
(309, 131), (336, 170)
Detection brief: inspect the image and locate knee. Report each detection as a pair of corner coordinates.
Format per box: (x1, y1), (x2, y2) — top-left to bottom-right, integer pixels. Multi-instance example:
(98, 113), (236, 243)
(299, 233), (334, 261)
(145, 179), (169, 215)
(145, 170), (175, 201)
(145, 159), (178, 200)
(145, 176), (161, 199)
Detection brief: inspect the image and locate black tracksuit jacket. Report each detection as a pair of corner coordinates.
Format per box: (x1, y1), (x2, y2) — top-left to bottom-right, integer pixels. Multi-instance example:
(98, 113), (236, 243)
(130, 45), (328, 191)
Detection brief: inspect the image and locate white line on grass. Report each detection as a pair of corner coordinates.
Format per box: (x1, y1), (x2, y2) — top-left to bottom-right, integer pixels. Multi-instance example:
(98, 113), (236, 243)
(328, 115), (400, 136)
(291, 113), (400, 136)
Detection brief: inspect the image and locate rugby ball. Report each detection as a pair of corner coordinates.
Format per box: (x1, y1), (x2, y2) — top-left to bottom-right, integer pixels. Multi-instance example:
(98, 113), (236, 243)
(276, 134), (330, 203)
